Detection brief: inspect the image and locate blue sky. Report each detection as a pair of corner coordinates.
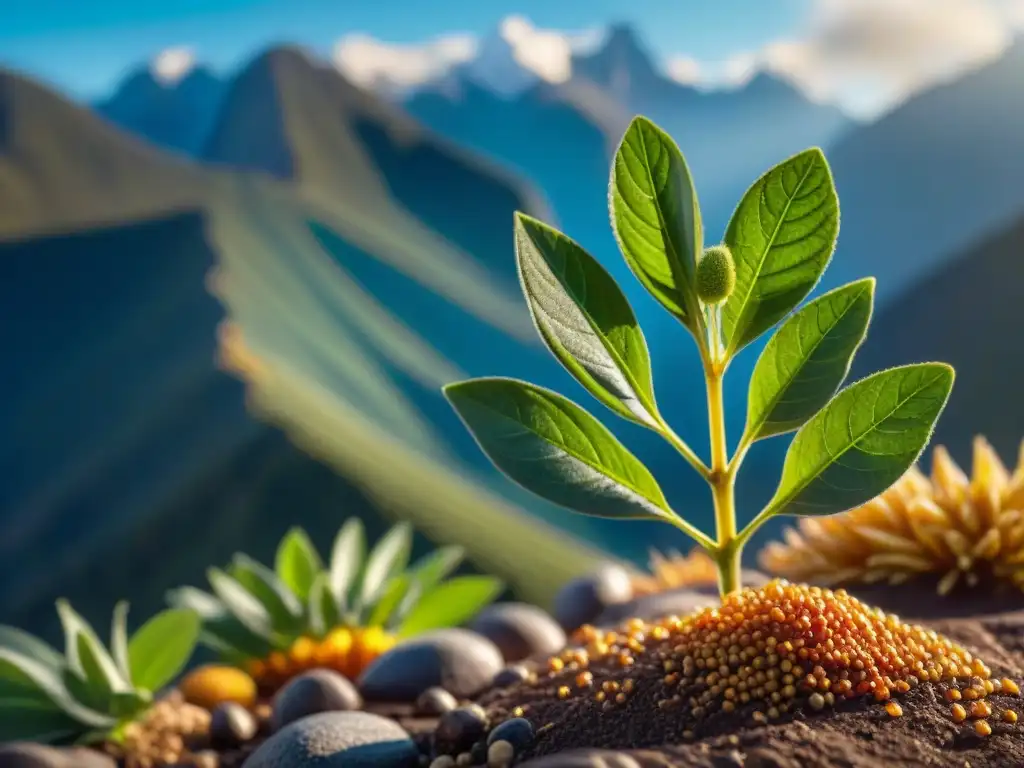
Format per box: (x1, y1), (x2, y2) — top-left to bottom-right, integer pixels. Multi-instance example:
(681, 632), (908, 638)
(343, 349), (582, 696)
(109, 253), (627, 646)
(0, 0), (808, 100)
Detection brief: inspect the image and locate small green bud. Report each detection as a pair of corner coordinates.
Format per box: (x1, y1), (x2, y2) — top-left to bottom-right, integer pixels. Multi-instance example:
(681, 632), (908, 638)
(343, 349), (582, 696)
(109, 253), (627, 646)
(695, 245), (736, 305)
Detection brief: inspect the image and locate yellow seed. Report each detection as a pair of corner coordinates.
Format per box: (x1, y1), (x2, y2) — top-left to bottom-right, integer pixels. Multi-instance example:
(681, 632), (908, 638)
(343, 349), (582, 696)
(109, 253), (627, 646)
(885, 701), (903, 717)
(970, 701), (992, 718)
(975, 721), (992, 737)
(1003, 678), (1021, 695)
(557, 686), (570, 699)
(1003, 709), (1018, 724)
(952, 703), (968, 722)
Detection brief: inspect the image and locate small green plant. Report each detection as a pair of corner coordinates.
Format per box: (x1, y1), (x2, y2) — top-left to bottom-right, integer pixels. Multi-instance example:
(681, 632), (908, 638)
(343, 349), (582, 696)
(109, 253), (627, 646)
(167, 518), (503, 687)
(0, 601), (199, 744)
(443, 116), (954, 599)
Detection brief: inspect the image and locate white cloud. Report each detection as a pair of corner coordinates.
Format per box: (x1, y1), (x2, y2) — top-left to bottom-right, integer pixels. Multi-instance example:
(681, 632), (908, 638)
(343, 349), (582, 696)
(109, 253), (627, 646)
(667, 0), (1022, 118)
(151, 47), (196, 84)
(332, 15), (604, 97)
(332, 32), (478, 93)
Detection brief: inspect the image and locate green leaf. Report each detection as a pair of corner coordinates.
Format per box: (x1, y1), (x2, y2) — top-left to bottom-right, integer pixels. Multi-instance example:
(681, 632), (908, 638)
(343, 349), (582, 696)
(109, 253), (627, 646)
(206, 568), (276, 643)
(609, 117), (704, 336)
(275, 528), (324, 603)
(387, 580), (424, 631)
(763, 363), (954, 519)
(0, 698), (84, 744)
(0, 625), (65, 671)
(444, 377), (676, 522)
(366, 575), (411, 627)
(201, 615), (276, 661)
(397, 576), (504, 638)
(56, 600), (130, 697)
(127, 609), (200, 693)
(307, 573), (342, 638)
(745, 278), (874, 441)
(329, 518), (365, 611)
(722, 148), (840, 356)
(109, 689), (151, 720)
(110, 602), (130, 684)
(358, 523), (413, 607)
(514, 212), (661, 428)
(165, 587), (225, 620)
(229, 554), (305, 632)
(408, 546), (464, 595)
(0, 650), (115, 729)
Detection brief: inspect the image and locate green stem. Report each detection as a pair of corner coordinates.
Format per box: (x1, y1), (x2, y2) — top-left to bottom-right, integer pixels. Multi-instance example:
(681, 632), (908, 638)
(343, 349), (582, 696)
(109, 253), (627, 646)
(705, 358), (742, 598)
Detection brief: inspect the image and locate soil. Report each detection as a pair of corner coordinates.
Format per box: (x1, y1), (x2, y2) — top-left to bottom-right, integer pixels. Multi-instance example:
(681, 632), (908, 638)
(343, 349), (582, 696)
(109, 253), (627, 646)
(477, 614), (1024, 768)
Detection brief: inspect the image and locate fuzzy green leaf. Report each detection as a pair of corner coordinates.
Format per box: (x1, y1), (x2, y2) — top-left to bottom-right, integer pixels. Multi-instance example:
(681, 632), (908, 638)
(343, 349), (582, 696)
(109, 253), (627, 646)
(0, 698), (84, 744)
(397, 577), (504, 638)
(722, 148), (840, 356)
(0, 650), (115, 729)
(445, 377), (677, 522)
(366, 575), (412, 627)
(110, 602), (131, 684)
(307, 573), (342, 638)
(0, 625), (65, 671)
(329, 518), (365, 611)
(358, 523), (413, 608)
(275, 528), (324, 603)
(515, 212), (661, 428)
(746, 279), (874, 441)
(165, 587), (224, 620)
(763, 363), (954, 518)
(609, 116), (703, 335)
(229, 554), (304, 633)
(206, 568), (276, 643)
(56, 601), (130, 697)
(127, 609), (200, 693)
(408, 546), (464, 595)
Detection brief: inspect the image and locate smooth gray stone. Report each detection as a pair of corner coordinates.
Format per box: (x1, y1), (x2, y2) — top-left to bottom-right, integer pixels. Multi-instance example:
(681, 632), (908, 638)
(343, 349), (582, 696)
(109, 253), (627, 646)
(551, 564), (634, 633)
(271, 669), (363, 731)
(358, 629), (503, 701)
(242, 711), (418, 768)
(469, 602), (566, 662)
(0, 744), (116, 768)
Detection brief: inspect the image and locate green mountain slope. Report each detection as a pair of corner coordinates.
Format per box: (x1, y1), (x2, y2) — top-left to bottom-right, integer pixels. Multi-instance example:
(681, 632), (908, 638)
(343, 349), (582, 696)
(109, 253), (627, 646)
(0, 57), (614, 637)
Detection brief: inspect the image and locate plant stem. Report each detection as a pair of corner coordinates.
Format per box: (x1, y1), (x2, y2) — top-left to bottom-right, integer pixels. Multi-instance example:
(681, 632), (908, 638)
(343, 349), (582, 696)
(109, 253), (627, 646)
(705, 349), (742, 597)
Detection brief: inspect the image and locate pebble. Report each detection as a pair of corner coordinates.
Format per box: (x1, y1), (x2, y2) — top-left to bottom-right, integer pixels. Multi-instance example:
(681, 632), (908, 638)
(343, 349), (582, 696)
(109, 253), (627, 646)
(415, 687), (459, 716)
(242, 710), (419, 768)
(271, 668), (363, 731)
(487, 741), (515, 768)
(0, 745), (116, 768)
(595, 587), (718, 626)
(487, 717), (535, 754)
(491, 665), (530, 688)
(359, 629), (503, 701)
(551, 564), (633, 633)
(179, 664), (258, 710)
(428, 758), (455, 768)
(517, 749), (644, 767)
(433, 705), (489, 756)
(469, 603), (566, 662)
(210, 702), (259, 747)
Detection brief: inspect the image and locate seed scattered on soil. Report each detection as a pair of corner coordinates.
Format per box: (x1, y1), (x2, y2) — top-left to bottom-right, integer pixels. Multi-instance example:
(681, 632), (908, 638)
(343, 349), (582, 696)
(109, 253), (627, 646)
(976, 720), (993, 736)
(952, 703), (968, 722)
(885, 701), (903, 717)
(477, 580), (996, 746)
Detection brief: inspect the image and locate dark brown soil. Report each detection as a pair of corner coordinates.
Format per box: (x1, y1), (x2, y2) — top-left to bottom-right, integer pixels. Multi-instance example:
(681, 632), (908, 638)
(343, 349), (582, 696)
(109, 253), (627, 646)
(480, 615), (1024, 768)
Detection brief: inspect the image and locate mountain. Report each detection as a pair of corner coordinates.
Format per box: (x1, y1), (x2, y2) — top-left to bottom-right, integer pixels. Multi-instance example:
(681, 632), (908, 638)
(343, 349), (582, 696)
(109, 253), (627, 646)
(850, 212), (1024, 466)
(0, 56), (616, 640)
(821, 40), (1024, 305)
(96, 66), (226, 156)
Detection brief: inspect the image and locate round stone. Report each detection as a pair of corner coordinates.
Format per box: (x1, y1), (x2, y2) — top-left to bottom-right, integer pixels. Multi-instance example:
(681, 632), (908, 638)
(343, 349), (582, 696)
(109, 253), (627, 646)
(469, 603), (566, 662)
(487, 740), (515, 768)
(271, 668), (363, 731)
(358, 629), (503, 701)
(242, 711), (419, 768)
(433, 705), (489, 756)
(486, 717), (534, 754)
(0, 745), (116, 768)
(414, 686), (458, 716)
(491, 664), (530, 688)
(210, 702), (258, 747)
(551, 564), (633, 633)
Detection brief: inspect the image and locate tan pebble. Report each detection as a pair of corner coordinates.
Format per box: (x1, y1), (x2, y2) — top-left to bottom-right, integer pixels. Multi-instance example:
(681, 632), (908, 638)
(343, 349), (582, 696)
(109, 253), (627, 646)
(808, 693), (825, 711)
(487, 740), (515, 767)
(430, 757), (456, 768)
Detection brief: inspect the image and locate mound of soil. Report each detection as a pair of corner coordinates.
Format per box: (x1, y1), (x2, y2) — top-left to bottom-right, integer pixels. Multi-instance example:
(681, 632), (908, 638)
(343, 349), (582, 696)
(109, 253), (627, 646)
(487, 615), (1024, 767)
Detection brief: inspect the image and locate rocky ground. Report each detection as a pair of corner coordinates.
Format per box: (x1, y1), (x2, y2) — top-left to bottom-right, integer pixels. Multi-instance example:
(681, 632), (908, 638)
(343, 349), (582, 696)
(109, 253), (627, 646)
(0, 579), (1021, 768)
